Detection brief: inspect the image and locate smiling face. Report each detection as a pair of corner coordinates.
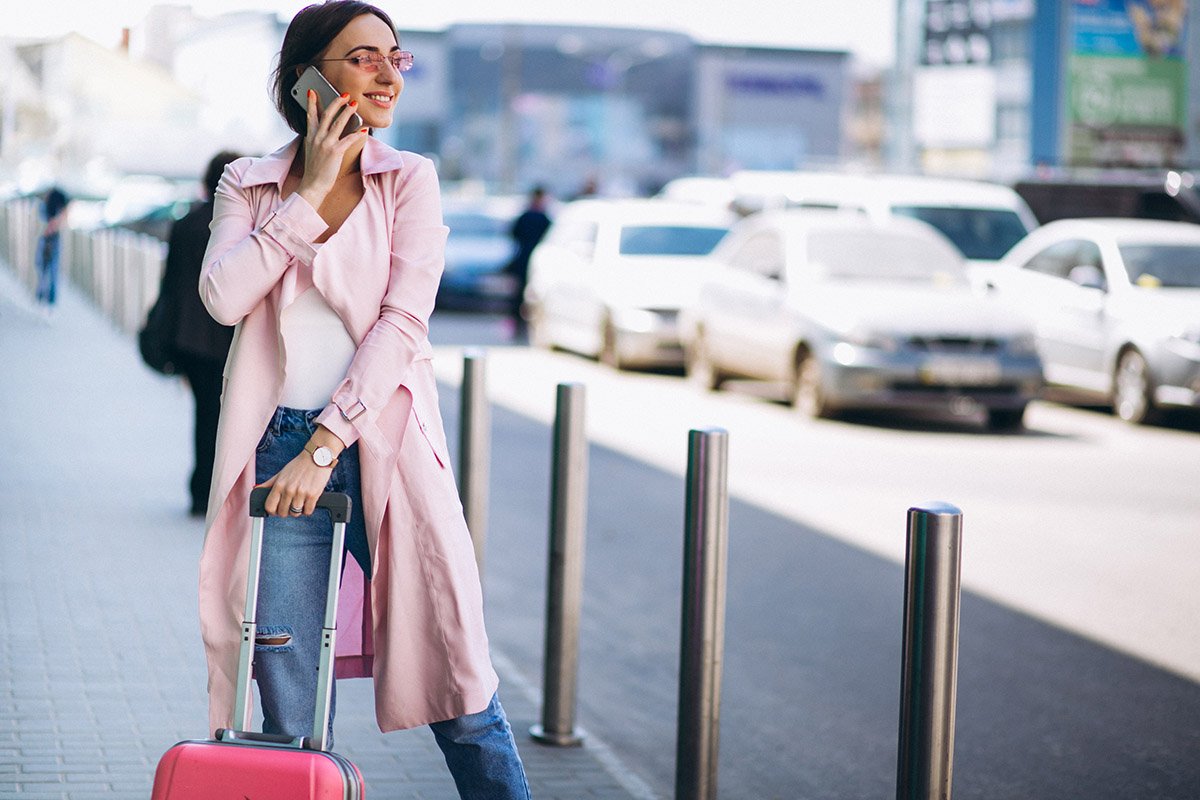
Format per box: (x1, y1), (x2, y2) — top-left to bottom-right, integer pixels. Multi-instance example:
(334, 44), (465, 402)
(318, 14), (403, 130)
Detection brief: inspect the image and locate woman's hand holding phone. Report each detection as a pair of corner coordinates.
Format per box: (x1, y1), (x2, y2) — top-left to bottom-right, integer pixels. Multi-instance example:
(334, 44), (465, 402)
(296, 88), (367, 211)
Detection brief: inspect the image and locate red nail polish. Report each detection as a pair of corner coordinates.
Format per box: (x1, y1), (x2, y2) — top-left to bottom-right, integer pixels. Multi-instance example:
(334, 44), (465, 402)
(359, 127), (368, 133)
(340, 92), (349, 99)
(349, 100), (357, 107)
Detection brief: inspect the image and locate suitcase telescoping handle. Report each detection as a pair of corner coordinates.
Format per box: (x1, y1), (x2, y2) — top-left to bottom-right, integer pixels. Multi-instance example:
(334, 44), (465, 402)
(228, 488), (353, 753)
(249, 488), (351, 522)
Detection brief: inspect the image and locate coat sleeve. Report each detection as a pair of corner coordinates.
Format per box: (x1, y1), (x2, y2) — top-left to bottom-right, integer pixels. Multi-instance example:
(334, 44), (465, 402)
(199, 162), (329, 326)
(315, 156), (449, 448)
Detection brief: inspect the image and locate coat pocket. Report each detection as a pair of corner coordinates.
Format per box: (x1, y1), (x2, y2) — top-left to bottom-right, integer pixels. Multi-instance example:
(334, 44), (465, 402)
(408, 402), (448, 469)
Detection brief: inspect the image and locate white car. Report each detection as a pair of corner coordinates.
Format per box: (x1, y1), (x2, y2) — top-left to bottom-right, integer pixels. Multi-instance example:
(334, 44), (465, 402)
(524, 198), (734, 368)
(682, 211), (1044, 429)
(988, 218), (1200, 424)
(726, 170), (1039, 286)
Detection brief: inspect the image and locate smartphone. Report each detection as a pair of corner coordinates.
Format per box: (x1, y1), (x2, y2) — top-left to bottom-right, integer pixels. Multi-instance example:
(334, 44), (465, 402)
(290, 65), (364, 137)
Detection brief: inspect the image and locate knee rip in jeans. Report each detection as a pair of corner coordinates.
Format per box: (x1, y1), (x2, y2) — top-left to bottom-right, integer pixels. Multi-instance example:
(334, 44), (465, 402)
(254, 625), (294, 651)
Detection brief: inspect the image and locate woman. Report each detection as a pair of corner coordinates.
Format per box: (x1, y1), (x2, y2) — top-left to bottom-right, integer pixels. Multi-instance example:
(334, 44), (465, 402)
(197, 3), (530, 797)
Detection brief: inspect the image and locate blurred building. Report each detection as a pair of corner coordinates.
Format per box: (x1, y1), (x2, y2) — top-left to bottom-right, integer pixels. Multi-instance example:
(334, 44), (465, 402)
(695, 44), (851, 177)
(432, 24), (852, 195)
(0, 32), (202, 195)
(439, 24), (696, 194)
(891, 0), (1200, 180)
(0, 40), (44, 191)
(1, 8), (858, 198)
(169, 12), (292, 159)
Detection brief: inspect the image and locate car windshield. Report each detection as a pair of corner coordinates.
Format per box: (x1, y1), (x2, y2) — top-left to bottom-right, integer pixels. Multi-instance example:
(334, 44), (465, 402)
(806, 230), (967, 285)
(445, 212), (507, 238)
(619, 225), (729, 256)
(891, 205), (1030, 260)
(1118, 244), (1200, 288)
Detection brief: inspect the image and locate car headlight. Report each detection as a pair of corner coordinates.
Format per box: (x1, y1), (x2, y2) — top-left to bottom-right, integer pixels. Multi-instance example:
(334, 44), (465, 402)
(841, 328), (901, 352)
(1007, 333), (1039, 355)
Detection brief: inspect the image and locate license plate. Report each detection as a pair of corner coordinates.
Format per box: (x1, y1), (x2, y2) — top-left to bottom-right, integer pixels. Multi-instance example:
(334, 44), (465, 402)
(919, 356), (1002, 386)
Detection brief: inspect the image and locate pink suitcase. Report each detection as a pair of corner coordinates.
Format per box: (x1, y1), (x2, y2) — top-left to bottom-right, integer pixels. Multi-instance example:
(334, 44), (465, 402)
(152, 489), (365, 799)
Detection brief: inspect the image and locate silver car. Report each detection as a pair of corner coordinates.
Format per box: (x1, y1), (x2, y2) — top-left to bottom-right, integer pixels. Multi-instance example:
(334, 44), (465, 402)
(682, 211), (1044, 429)
(989, 218), (1200, 424)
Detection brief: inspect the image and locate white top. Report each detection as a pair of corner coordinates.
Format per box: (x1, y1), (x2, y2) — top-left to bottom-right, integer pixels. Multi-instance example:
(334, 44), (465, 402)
(279, 245), (357, 410)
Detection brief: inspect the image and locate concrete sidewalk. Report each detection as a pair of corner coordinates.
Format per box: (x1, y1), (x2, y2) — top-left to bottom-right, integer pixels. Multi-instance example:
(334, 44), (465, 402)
(0, 265), (649, 799)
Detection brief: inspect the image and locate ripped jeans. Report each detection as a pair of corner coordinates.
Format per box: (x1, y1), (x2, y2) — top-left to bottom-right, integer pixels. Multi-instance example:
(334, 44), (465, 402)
(254, 407), (531, 800)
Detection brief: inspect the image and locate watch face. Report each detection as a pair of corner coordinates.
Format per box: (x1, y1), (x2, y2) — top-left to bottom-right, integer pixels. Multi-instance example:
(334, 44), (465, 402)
(313, 446), (334, 467)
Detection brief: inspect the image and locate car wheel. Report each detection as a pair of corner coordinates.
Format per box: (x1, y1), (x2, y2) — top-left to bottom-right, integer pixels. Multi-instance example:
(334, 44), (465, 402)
(986, 406), (1026, 432)
(792, 353), (836, 419)
(1113, 349), (1156, 424)
(599, 320), (623, 370)
(685, 330), (723, 391)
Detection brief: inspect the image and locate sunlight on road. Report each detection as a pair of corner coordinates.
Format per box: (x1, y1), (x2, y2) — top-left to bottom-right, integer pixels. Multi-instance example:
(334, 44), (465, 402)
(432, 340), (1200, 683)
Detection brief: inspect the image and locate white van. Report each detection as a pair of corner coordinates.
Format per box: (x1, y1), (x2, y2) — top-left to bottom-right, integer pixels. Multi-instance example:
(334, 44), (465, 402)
(726, 170), (1040, 284)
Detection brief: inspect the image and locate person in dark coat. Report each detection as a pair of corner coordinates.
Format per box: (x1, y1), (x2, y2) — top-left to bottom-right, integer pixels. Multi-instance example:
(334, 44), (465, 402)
(505, 186), (551, 339)
(155, 150), (243, 516)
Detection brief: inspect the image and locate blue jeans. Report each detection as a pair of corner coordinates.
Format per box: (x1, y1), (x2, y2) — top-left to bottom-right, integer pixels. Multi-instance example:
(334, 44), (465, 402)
(36, 233), (60, 306)
(254, 407), (531, 800)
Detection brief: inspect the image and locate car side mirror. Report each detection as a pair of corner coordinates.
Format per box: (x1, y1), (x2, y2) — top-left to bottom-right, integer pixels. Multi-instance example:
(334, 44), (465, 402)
(1067, 264), (1106, 291)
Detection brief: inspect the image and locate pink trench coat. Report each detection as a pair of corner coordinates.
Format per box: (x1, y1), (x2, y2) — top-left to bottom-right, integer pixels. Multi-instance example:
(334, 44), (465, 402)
(198, 136), (497, 736)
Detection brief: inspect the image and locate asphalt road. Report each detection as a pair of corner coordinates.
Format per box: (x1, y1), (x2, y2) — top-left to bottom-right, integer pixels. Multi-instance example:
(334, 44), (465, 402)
(428, 313), (1200, 800)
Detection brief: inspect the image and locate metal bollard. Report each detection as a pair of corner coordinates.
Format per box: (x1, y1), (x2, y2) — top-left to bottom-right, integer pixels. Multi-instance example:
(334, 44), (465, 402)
(457, 350), (490, 576)
(675, 428), (729, 800)
(531, 383), (588, 747)
(896, 503), (963, 800)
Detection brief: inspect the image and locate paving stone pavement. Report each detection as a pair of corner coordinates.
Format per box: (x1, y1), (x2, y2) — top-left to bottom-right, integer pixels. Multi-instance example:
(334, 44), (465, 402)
(0, 264), (649, 799)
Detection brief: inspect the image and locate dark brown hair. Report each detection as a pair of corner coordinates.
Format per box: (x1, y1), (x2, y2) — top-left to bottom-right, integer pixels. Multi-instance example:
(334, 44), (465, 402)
(204, 150), (243, 198)
(271, 1), (398, 135)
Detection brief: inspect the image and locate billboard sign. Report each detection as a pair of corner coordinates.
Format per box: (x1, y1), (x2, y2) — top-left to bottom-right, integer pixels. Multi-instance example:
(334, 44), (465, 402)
(1067, 0), (1187, 166)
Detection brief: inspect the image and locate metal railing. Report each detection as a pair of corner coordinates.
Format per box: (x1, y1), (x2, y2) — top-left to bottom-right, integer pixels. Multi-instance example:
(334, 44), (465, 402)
(66, 226), (166, 334)
(0, 197), (42, 296)
(0, 198), (166, 333)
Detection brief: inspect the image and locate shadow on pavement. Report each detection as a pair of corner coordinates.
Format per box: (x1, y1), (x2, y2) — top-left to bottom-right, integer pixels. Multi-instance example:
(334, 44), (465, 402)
(455, 390), (1200, 800)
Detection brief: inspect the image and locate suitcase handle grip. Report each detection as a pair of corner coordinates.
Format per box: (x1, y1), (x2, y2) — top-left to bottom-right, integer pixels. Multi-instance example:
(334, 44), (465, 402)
(249, 487), (351, 523)
(215, 728), (312, 749)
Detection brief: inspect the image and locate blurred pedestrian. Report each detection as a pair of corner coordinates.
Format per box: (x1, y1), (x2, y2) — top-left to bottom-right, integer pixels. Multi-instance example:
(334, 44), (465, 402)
(152, 150), (243, 518)
(196, 3), (530, 797)
(35, 184), (69, 315)
(505, 185), (551, 340)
